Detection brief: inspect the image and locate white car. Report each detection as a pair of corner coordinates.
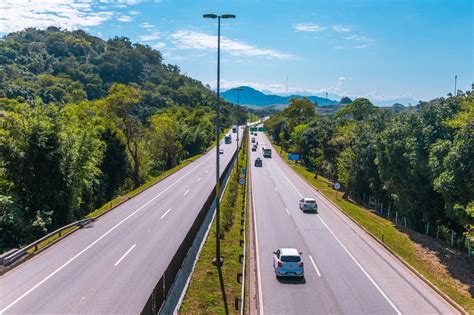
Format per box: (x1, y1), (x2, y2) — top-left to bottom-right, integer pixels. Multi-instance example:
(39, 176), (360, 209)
(272, 248), (304, 278)
(219, 149), (224, 154)
(299, 197), (317, 212)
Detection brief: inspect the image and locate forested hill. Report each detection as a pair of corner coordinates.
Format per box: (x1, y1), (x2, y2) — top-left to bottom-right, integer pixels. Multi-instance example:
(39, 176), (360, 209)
(0, 27), (246, 251)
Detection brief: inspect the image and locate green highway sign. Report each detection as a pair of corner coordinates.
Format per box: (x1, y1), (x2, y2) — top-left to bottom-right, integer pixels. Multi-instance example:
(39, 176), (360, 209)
(258, 127), (267, 132)
(250, 127), (258, 132)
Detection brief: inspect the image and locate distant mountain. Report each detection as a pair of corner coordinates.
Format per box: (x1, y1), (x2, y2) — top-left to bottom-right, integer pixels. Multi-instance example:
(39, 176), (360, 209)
(221, 86), (338, 107)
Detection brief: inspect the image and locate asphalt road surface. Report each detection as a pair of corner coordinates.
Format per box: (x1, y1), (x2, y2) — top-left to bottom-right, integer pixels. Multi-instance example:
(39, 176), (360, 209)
(0, 128), (243, 314)
(249, 131), (458, 315)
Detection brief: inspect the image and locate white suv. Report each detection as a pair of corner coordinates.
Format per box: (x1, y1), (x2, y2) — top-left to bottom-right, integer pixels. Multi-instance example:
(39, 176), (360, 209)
(272, 248), (304, 278)
(299, 197), (317, 212)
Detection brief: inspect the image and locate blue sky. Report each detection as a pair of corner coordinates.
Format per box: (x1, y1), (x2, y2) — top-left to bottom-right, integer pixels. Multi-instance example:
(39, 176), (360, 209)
(1, 0), (472, 104)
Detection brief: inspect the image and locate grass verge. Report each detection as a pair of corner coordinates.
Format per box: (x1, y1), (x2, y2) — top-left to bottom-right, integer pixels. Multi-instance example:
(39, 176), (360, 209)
(180, 130), (248, 314)
(271, 140), (473, 313)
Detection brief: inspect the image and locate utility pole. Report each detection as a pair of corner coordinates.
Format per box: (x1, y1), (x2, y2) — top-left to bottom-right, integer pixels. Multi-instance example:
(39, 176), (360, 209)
(234, 87), (244, 175)
(454, 75), (457, 96)
(203, 13), (236, 267)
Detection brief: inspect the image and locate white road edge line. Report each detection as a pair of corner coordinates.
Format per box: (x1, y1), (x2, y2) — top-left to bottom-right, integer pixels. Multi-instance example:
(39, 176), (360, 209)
(160, 208), (172, 220)
(285, 208), (290, 216)
(0, 154), (212, 315)
(251, 157), (264, 315)
(308, 255), (321, 277)
(184, 189), (190, 196)
(272, 145), (402, 315)
(114, 244), (136, 266)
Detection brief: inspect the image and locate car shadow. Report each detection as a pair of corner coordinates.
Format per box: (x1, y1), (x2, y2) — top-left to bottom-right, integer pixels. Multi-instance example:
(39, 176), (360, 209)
(276, 276), (306, 285)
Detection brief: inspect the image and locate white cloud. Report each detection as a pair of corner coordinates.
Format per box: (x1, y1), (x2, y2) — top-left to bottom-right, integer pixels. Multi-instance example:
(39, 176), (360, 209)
(355, 44), (368, 49)
(152, 42), (166, 49)
(331, 25), (351, 33)
(334, 46), (345, 50)
(294, 23), (328, 32)
(140, 22), (154, 28)
(139, 31), (161, 41)
(170, 30), (294, 60)
(117, 15), (133, 22)
(0, 0), (114, 33)
(129, 10), (140, 15)
(344, 35), (374, 42)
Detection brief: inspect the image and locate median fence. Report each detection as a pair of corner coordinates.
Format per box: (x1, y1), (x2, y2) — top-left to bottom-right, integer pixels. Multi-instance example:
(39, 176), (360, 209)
(141, 149), (238, 315)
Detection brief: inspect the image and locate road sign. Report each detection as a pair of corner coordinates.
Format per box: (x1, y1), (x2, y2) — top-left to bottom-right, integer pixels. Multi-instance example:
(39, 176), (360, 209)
(258, 127), (267, 132)
(250, 127), (257, 132)
(288, 153), (300, 161)
(241, 167), (247, 175)
(334, 183), (341, 190)
(239, 178), (246, 185)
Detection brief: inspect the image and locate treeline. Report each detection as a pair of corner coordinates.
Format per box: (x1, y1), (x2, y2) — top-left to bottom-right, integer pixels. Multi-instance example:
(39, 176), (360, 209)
(0, 27), (246, 251)
(265, 94), (473, 241)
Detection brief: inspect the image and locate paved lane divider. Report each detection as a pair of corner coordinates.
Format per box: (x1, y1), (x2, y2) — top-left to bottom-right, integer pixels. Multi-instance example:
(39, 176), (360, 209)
(114, 244), (136, 266)
(160, 209), (172, 220)
(308, 255), (322, 277)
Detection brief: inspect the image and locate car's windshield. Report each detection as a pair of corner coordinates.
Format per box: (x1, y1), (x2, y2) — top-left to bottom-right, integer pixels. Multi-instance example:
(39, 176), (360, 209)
(281, 255), (301, 262)
(305, 200), (316, 204)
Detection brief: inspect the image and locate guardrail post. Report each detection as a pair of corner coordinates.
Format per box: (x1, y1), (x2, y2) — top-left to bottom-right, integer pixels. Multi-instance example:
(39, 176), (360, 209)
(235, 297), (240, 310)
(468, 238), (472, 257)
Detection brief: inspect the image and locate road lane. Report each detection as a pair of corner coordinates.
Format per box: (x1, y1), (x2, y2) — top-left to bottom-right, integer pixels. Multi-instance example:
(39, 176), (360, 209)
(0, 129), (242, 314)
(251, 131), (458, 315)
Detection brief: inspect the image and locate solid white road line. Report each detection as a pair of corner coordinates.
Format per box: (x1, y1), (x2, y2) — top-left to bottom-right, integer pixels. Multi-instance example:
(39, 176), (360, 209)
(251, 166), (265, 315)
(308, 255), (322, 277)
(114, 244), (136, 266)
(272, 149), (402, 315)
(197, 177), (202, 182)
(160, 208), (172, 220)
(0, 153), (213, 315)
(184, 189), (190, 196)
(285, 208), (290, 216)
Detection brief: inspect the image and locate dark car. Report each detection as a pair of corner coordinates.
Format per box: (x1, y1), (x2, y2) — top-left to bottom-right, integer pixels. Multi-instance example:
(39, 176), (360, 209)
(252, 145), (257, 152)
(255, 158), (262, 167)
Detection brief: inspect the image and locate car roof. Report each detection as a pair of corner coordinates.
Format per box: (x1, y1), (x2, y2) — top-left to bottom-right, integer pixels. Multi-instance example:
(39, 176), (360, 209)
(280, 248), (300, 256)
(304, 198), (316, 202)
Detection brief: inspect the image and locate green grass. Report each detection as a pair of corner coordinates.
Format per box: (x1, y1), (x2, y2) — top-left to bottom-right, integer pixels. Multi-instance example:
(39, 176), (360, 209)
(180, 130), (248, 314)
(271, 141), (473, 314)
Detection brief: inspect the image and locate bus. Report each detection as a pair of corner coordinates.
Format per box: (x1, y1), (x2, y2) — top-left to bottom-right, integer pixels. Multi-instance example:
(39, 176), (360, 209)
(262, 146), (272, 158)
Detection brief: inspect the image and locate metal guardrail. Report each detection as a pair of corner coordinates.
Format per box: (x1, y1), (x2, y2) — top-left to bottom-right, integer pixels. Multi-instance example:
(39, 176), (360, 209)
(2, 218), (93, 266)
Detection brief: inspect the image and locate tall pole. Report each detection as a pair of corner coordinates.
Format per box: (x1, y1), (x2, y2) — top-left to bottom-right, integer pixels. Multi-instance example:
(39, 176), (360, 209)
(454, 75), (457, 96)
(214, 15), (222, 266)
(235, 87), (242, 175)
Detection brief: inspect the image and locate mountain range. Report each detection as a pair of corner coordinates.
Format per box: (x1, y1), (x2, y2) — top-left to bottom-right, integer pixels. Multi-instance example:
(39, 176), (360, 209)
(221, 86), (338, 107)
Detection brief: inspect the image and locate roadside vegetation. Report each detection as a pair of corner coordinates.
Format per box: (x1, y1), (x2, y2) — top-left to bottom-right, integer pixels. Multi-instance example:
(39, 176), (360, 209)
(266, 94), (473, 312)
(0, 27), (247, 252)
(180, 129), (248, 314)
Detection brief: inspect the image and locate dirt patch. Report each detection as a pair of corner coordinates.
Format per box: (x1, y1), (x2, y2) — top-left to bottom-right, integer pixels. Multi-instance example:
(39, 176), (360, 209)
(407, 229), (473, 297)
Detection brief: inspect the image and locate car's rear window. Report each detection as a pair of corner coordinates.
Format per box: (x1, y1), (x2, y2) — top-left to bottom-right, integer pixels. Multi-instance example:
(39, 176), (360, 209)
(281, 255), (301, 262)
(305, 200), (316, 203)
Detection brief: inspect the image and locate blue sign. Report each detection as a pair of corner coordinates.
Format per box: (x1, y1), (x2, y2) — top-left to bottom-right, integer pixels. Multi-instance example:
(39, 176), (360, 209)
(288, 154), (300, 161)
(241, 168), (247, 175)
(239, 178), (246, 185)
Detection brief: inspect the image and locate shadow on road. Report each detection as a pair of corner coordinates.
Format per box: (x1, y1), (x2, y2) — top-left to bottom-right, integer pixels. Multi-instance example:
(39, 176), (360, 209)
(276, 276), (306, 285)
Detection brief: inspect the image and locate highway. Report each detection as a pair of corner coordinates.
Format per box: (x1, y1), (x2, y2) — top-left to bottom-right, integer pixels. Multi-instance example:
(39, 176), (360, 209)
(0, 128), (243, 314)
(249, 131), (458, 315)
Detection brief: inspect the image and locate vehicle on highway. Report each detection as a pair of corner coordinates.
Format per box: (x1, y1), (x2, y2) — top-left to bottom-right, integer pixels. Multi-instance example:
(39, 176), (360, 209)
(252, 145), (257, 152)
(251, 137), (256, 143)
(299, 197), (318, 212)
(255, 158), (262, 167)
(262, 145), (272, 158)
(272, 248), (304, 278)
(219, 149), (224, 154)
(225, 135), (231, 144)
(232, 126), (237, 133)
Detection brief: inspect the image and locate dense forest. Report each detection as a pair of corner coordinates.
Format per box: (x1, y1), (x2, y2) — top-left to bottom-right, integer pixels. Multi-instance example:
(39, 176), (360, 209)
(0, 27), (247, 251)
(265, 94), (473, 244)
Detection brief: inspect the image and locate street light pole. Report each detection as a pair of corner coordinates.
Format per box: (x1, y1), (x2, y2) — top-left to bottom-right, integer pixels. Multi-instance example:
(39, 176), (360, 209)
(204, 13), (236, 267)
(233, 87), (244, 175)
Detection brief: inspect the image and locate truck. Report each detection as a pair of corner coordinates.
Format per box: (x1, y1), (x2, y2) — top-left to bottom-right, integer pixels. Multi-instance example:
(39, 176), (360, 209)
(225, 135), (232, 144)
(262, 146), (272, 158)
